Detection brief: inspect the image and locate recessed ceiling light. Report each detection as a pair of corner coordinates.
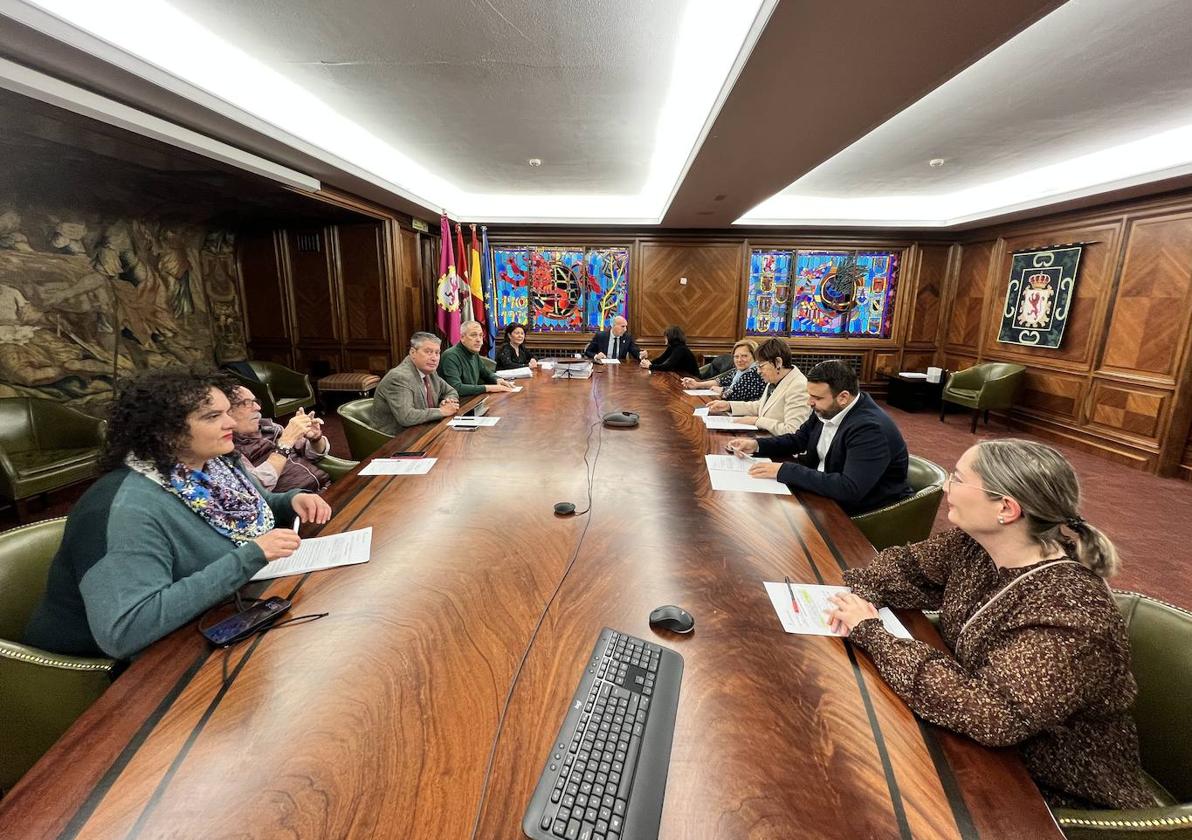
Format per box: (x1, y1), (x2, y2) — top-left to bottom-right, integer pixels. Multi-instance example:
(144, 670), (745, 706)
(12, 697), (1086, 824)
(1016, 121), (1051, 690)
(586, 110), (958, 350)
(929, 158), (946, 167)
(527, 158), (543, 168)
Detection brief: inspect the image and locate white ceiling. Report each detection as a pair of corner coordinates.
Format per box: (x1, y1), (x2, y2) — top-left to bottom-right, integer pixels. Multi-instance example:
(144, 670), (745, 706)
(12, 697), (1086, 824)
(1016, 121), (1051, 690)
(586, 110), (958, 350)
(9, 0), (772, 223)
(739, 0), (1192, 226)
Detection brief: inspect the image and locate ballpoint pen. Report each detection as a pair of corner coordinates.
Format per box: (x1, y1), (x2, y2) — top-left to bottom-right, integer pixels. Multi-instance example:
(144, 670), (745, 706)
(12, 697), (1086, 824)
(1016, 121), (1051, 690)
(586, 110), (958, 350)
(292, 516), (300, 533)
(784, 575), (800, 613)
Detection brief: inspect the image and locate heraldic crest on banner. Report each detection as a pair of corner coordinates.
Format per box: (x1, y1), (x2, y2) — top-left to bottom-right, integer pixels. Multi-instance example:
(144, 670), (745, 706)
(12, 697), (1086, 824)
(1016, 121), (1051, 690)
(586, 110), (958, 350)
(997, 244), (1083, 349)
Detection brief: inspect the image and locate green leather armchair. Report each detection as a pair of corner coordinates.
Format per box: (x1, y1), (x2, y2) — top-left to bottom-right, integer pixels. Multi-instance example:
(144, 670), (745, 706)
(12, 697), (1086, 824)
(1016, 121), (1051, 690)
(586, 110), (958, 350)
(0, 398), (106, 523)
(480, 355), (497, 373)
(850, 455), (946, 552)
(940, 363), (1026, 433)
(698, 353), (733, 380)
(337, 399), (392, 461)
(1054, 592), (1192, 839)
(0, 517), (115, 793)
(319, 454), (359, 482)
(229, 361), (316, 419)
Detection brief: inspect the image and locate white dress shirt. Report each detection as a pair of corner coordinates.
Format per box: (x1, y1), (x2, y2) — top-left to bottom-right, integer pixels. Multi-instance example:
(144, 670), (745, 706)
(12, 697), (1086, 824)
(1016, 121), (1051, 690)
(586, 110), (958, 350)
(815, 394), (860, 472)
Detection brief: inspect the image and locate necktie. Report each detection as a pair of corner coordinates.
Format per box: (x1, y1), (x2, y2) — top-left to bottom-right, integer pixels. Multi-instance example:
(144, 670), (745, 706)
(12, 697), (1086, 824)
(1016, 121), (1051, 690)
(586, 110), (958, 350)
(424, 374), (435, 408)
(611, 336), (619, 358)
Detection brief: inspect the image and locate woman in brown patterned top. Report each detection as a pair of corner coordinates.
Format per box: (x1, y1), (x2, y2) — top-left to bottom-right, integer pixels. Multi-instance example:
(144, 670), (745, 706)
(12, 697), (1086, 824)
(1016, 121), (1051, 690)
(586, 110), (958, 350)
(826, 438), (1153, 810)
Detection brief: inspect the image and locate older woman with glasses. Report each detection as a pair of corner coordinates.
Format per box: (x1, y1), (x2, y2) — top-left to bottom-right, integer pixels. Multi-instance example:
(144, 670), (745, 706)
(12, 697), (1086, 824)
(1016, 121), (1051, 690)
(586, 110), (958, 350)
(825, 438), (1151, 811)
(706, 337), (809, 435)
(679, 339), (766, 402)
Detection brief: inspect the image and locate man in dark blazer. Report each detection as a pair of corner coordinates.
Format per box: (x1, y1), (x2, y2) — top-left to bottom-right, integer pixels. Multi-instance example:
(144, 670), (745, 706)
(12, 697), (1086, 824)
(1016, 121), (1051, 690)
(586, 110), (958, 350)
(726, 359), (913, 515)
(583, 315), (646, 362)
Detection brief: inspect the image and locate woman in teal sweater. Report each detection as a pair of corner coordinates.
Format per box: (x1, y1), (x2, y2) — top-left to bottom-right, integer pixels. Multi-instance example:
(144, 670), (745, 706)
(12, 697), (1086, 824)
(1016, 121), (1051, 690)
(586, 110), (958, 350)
(24, 369), (331, 660)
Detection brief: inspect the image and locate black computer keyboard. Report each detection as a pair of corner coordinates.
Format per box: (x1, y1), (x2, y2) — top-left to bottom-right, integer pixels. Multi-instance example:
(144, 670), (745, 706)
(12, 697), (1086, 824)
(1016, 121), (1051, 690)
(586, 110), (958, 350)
(523, 628), (684, 840)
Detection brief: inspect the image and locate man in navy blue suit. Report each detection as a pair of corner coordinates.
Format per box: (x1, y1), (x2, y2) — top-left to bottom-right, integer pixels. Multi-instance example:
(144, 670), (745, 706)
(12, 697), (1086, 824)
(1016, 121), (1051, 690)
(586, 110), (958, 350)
(583, 316), (646, 362)
(726, 359), (913, 515)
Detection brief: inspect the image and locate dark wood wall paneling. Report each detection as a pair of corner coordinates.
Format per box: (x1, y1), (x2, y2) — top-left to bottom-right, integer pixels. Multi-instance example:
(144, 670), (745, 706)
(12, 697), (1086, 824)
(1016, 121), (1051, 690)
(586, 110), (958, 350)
(943, 198), (1192, 479)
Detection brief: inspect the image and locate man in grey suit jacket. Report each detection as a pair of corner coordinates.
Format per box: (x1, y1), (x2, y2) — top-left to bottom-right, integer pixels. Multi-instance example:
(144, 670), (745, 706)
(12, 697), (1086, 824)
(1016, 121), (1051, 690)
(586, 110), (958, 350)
(371, 332), (460, 435)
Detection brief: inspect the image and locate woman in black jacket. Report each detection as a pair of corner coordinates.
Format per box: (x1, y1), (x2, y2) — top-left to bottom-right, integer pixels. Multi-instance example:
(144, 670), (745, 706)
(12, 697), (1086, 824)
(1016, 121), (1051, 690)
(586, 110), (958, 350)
(640, 325), (700, 377)
(495, 322), (537, 371)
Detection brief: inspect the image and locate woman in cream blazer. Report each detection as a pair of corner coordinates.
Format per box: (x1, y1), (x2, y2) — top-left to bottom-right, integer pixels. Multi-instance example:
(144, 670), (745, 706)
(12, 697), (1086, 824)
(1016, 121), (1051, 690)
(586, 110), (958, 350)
(708, 337), (809, 435)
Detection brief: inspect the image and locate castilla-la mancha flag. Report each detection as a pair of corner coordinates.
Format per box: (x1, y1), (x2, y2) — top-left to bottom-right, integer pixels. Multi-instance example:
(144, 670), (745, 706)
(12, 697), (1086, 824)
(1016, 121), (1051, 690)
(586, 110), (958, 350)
(434, 213), (462, 344)
(468, 224), (486, 335)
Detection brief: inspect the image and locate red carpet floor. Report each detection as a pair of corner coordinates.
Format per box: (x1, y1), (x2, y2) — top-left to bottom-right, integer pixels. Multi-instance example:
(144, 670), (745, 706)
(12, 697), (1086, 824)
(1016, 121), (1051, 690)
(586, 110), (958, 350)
(9, 402), (1191, 609)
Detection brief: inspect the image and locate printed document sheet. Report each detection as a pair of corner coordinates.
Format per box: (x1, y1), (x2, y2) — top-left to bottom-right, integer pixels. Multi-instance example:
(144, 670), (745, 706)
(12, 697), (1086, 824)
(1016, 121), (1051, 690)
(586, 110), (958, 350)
(449, 416), (500, 427)
(683, 388), (717, 396)
(705, 454), (790, 495)
(763, 581), (912, 638)
(359, 457), (437, 476)
(498, 367), (533, 379)
(703, 415), (758, 431)
(693, 407), (710, 417)
(597, 358), (621, 365)
(251, 527), (373, 581)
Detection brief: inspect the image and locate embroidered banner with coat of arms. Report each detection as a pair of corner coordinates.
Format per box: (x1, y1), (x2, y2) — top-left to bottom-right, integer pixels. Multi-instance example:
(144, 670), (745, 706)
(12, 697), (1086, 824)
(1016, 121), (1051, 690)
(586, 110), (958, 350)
(997, 244), (1083, 349)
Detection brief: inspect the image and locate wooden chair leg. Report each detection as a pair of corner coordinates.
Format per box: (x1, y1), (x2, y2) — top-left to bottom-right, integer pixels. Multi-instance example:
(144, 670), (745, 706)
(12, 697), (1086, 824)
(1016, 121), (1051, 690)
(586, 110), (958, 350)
(983, 409), (990, 425)
(939, 402), (947, 422)
(970, 410), (979, 434)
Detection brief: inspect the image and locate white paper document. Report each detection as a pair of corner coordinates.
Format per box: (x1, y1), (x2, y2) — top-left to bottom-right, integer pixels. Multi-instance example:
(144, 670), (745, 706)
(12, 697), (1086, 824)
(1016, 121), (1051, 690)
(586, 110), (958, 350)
(597, 357), (621, 365)
(703, 415), (758, 431)
(251, 527), (373, 581)
(449, 416), (500, 427)
(498, 367), (533, 379)
(359, 457), (437, 475)
(763, 581), (912, 638)
(705, 455), (790, 495)
(539, 361), (556, 370)
(693, 407), (710, 417)
(898, 371), (928, 379)
(683, 388), (718, 396)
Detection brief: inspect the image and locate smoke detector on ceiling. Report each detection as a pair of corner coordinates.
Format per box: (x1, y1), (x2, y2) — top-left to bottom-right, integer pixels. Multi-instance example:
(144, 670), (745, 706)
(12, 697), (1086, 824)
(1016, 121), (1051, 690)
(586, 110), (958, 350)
(929, 158), (946, 167)
(528, 158), (543, 167)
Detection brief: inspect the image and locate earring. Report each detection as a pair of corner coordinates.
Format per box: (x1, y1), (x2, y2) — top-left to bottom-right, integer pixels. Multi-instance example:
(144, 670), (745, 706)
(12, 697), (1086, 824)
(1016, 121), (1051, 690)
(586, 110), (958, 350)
(997, 516), (1005, 525)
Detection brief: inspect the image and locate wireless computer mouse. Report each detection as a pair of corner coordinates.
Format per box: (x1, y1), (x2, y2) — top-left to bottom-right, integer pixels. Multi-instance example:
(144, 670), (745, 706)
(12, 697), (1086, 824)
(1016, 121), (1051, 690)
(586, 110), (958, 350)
(648, 604), (695, 634)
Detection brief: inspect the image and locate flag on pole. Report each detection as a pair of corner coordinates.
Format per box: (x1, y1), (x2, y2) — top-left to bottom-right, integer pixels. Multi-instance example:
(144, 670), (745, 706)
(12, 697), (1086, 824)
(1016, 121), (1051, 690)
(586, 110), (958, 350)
(482, 225), (498, 357)
(434, 212), (462, 344)
(468, 224), (486, 336)
(455, 223), (473, 322)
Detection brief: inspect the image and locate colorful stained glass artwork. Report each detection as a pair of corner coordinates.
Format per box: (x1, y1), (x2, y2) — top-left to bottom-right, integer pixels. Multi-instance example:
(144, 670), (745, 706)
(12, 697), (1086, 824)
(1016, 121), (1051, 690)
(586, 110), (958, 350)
(745, 251), (793, 335)
(489, 245), (629, 333)
(744, 249), (899, 337)
(584, 248), (629, 331)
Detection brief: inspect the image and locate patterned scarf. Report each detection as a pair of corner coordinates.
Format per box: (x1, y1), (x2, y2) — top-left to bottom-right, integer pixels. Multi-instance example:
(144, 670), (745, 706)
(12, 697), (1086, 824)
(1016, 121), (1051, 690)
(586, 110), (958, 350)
(126, 454), (275, 545)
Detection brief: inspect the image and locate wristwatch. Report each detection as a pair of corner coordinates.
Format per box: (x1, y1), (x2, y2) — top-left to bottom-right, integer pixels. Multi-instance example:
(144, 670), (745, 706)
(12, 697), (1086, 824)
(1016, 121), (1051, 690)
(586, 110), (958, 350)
(275, 444), (295, 457)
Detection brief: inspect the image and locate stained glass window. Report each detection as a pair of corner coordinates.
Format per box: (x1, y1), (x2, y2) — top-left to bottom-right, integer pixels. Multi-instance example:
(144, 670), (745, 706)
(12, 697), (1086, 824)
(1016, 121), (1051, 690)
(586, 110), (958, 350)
(489, 246), (629, 333)
(746, 249), (900, 338)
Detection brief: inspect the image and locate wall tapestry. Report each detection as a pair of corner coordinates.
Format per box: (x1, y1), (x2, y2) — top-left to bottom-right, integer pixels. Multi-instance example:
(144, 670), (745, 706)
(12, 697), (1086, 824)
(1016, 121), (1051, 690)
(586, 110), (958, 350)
(997, 244), (1082, 349)
(489, 246), (629, 333)
(745, 249), (900, 338)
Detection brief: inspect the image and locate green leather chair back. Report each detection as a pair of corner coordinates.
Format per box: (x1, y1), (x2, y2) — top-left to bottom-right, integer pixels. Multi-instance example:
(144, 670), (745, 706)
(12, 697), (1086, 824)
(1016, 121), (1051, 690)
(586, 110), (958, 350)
(0, 398), (37, 453)
(850, 455), (947, 552)
(0, 518), (114, 793)
(1053, 592), (1192, 838)
(0, 398), (106, 509)
(234, 361), (316, 418)
(337, 399), (392, 461)
(942, 362), (1026, 411)
(1114, 593), (1192, 802)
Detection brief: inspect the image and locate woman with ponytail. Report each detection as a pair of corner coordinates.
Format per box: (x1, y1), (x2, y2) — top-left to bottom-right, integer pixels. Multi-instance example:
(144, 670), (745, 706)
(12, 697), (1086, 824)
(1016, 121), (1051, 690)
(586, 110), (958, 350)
(825, 438), (1152, 810)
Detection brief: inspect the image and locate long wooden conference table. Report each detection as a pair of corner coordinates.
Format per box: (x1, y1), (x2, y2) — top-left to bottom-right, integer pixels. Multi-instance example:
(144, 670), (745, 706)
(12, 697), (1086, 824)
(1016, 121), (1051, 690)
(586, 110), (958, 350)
(0, 364), (1062, 839)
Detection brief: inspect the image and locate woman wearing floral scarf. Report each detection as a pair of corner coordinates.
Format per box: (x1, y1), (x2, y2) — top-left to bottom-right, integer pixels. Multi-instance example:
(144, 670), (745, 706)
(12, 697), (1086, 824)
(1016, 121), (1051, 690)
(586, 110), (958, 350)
(24, 368), (331, 660)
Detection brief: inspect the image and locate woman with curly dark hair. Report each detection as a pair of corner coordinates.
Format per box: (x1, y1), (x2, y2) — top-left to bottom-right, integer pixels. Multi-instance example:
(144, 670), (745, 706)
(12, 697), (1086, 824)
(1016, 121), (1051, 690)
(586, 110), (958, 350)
(639, 324), (700, 377)
(24, 368), (331, 660)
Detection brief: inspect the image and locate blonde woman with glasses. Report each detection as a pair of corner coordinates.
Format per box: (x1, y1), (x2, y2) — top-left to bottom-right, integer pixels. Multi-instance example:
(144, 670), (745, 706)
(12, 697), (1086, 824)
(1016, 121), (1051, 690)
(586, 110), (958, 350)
(825, 438), (1151, 810)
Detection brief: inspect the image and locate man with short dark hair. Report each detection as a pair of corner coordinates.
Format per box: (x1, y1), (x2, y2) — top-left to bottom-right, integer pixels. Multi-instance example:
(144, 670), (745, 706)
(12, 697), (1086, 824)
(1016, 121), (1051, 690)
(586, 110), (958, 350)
(371, 332), (460, 435)
(726, 359), (913, 514)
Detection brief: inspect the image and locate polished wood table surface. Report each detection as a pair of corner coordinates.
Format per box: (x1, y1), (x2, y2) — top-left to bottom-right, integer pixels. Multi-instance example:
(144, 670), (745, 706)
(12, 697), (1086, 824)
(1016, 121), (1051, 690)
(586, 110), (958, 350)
(0, 365), (1061, 839)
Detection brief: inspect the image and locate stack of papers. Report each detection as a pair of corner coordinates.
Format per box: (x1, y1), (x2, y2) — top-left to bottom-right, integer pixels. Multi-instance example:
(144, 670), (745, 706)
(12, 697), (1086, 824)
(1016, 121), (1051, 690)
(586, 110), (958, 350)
(704, 454), (790, 495)
(251, 527), (373, 581)
(498, 367), (533, 379)
(449, 416), (500, 427)
(763, 581), (912, 638)
(359, 458), (437, 476)
(703, 415), (758, 431)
